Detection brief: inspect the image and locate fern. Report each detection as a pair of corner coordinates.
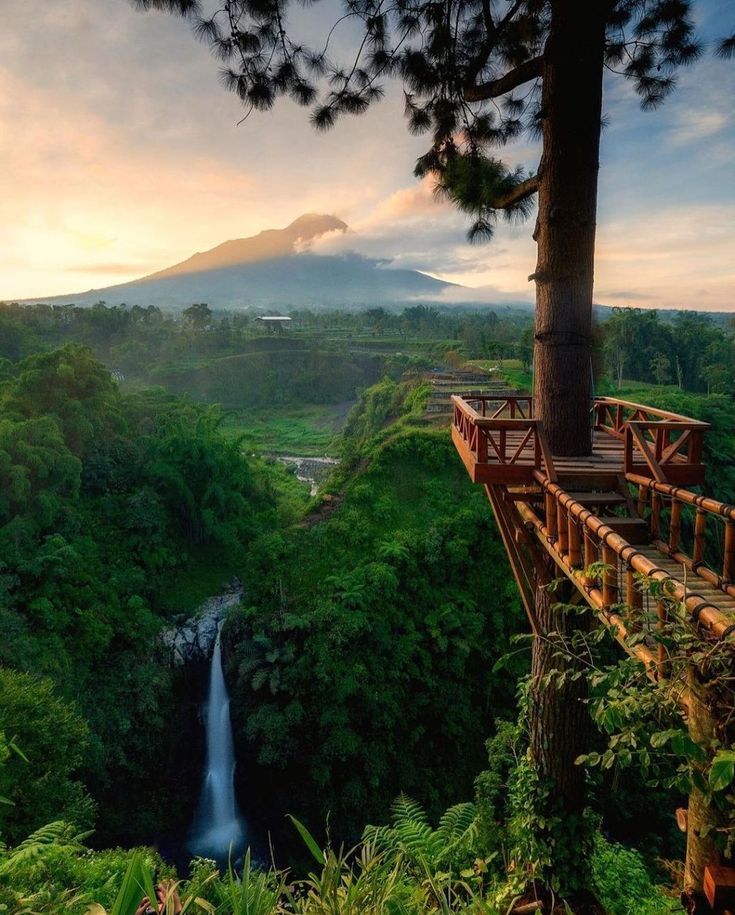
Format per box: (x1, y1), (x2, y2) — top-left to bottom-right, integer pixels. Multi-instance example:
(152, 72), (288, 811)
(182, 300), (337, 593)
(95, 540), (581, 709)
(390, 793), (429, 827)
(435, 802), (478, 862)
(364, 795), (479, 871)
(0, 820), (90, 875)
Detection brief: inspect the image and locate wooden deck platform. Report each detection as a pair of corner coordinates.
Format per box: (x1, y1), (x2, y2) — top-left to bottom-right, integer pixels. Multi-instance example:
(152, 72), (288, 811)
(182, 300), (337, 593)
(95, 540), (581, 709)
(451, 393), (735, 672)
(452, 394), (707, 487)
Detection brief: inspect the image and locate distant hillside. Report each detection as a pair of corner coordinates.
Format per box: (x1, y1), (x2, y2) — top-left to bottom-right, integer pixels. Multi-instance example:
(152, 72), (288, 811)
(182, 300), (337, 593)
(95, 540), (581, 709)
(22, 214), (458, 309)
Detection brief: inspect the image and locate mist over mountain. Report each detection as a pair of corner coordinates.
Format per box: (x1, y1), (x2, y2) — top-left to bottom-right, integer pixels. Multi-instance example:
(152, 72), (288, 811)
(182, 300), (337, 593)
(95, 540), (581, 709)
(22, 214), (459, 309)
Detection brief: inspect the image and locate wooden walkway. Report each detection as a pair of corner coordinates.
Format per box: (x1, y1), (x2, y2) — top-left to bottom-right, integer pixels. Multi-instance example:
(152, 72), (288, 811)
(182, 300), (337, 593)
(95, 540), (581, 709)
(451, 394), (735, 670)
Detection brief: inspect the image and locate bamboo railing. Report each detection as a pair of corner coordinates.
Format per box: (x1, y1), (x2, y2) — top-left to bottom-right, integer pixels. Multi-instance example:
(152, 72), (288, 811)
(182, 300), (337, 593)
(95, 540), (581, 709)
(523, 473), (735, 641)
(628, 474), (735, 598)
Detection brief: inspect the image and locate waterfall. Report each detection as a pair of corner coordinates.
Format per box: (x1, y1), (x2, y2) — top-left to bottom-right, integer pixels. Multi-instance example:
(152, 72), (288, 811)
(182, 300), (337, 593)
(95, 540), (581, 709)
(189, 625), (246, 863)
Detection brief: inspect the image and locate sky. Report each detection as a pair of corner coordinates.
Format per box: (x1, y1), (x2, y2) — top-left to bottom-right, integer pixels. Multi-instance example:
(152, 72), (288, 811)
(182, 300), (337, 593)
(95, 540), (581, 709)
(0, 0), (733, 309)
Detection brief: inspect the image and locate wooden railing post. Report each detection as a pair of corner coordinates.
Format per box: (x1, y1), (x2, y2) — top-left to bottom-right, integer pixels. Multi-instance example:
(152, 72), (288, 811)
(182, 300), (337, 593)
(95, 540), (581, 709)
(476, 427), (487, 462)
(603, 545), (618, 609)
(637, 484), (648, 519)
(568, 516), (582, 568)
(624, 426), (633, 474)
(689, 429), (703, 465)
(545, 492), (557, 543)
(693, 508), (707, 567)
(557, 503), (568, 556)
(724, 521), (735, 584)
(670, 500), (682, 553)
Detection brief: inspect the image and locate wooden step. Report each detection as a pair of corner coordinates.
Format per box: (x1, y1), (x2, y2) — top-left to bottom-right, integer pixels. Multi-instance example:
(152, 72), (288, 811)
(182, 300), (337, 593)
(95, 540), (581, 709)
(556, 472), (622, 490)
(599, 516), (650, 544)
(506, 486), (543, 501)
(564, 491), (627, 508)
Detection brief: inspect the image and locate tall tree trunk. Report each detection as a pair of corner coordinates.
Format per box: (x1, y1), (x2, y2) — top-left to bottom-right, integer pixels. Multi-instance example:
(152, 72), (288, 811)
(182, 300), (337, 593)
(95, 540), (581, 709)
(683, 676), (720, 911)
(529, 571), (594, 892)
(522, 1), (606, 897)
(533, 0), (606, 457)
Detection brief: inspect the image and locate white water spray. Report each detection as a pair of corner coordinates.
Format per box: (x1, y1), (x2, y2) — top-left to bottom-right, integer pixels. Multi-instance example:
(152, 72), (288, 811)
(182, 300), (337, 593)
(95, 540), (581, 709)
(190, 625), (245, 861)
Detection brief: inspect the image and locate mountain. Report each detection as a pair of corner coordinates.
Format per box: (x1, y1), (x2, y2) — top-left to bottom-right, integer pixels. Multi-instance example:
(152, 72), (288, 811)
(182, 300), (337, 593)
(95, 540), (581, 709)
(23, 214), (458, 309)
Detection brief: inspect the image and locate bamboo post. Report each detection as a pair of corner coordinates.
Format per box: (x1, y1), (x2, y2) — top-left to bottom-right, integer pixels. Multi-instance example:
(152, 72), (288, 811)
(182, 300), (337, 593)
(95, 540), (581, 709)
(651, 491), (662, 540)
(568, 516), (581, 567)
(693, 508), (707, 567)
(545, 492), (557, 543)
(626, 568), (642, 620)
(669, 500), (682, 553)
(584, 531), (597, 586)
(723, 521), (735, 584)
(602, 544), (618, 609)
(557, 503), (568, 555)
(656, 600), (670, 678)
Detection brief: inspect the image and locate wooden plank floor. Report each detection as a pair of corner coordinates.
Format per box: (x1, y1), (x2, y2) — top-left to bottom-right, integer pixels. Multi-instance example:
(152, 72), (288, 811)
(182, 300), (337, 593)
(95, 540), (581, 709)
(636, 546), (735, 621)
(482, 430), (626, 471)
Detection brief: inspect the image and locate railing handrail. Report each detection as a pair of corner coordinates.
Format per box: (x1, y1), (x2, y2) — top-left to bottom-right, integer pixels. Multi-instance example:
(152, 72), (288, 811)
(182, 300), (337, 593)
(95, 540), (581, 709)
(455, 394), (709, 427)
(625, 419), (709, 431)
(627, 473), (735, 522)
(594, 395), (709, 428)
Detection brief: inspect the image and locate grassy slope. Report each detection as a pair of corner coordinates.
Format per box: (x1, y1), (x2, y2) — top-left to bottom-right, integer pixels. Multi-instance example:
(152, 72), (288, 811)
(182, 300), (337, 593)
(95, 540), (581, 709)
(220, 402), (351, 456)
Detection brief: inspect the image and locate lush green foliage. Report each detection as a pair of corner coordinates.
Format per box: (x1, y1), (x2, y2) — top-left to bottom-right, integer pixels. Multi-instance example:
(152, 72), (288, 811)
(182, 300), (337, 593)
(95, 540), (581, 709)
(224, 385), (525, 842)
(0, 344), (263, 845)
(601, 307), (735, 394)
(590, 835), (681, 915)
(2, 301), (733, 908)
(0, 810), (682, 915)
(0, 670), (93, 841)
(0, 302), (532, 410)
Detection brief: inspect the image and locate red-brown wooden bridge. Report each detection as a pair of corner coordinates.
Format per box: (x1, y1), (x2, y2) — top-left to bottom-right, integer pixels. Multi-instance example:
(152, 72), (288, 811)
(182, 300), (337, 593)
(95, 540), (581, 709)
(451, 393), (735, 669)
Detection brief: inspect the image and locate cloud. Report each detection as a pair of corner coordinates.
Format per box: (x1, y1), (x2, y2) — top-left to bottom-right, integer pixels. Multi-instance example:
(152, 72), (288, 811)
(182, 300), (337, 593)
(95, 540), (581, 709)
(668, 110), (729, 147)
(594, 203), (735, 309)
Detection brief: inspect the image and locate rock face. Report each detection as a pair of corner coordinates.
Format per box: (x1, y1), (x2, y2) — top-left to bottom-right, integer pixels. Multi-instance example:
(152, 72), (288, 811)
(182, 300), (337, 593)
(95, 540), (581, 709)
(160, 580), (244, 665)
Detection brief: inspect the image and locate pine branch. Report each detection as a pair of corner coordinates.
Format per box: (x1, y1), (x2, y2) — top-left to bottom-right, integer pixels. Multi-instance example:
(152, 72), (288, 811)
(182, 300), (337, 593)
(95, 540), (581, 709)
(492, 174), (539, 210)
(464, 56), (543, 102)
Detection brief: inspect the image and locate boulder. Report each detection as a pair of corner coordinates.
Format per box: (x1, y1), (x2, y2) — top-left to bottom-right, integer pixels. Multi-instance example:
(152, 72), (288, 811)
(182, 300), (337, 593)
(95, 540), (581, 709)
(160, 579), (244, 664)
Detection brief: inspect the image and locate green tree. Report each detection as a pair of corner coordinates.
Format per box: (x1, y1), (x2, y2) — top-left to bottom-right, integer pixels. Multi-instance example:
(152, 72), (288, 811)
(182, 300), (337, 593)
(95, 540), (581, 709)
(0, 668), (93, 843)
(182, 302), (213, 331)
(1, 344), (120, 457)
(650, 351), (672, 385)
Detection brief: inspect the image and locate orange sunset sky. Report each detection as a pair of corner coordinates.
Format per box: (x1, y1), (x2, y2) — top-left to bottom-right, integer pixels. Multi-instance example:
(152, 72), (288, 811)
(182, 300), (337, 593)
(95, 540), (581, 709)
(1, 0), (733, 309)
